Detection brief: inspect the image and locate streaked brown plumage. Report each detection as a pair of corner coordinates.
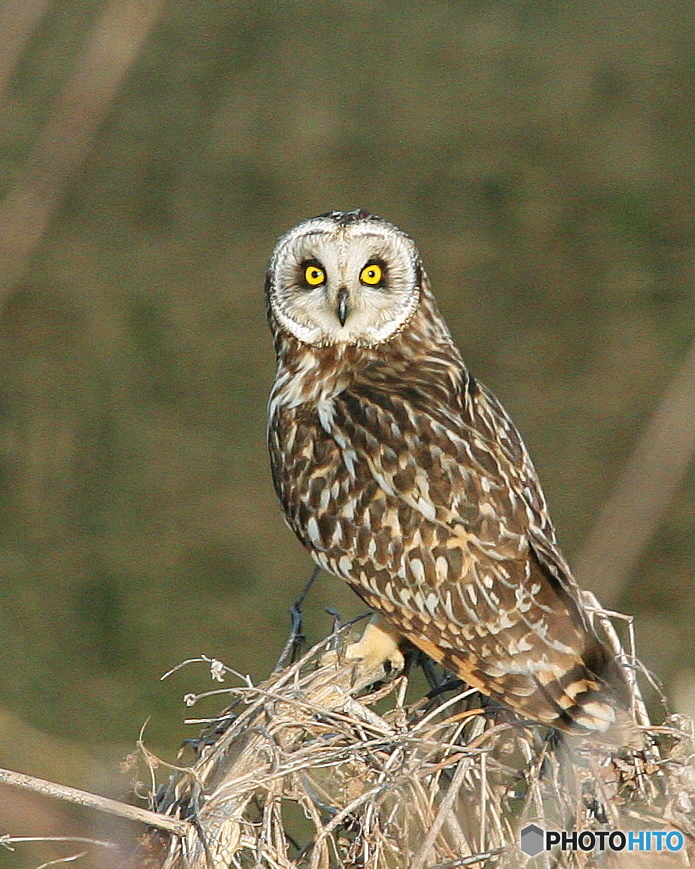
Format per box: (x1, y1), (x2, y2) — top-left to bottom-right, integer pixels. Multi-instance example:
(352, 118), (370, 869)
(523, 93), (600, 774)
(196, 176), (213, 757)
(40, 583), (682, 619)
(266, 209), (629, 733)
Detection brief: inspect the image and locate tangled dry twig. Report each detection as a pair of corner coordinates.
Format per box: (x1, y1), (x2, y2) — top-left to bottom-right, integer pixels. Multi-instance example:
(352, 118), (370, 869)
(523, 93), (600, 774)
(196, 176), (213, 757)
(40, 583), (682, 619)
(135, 598), (695, 869)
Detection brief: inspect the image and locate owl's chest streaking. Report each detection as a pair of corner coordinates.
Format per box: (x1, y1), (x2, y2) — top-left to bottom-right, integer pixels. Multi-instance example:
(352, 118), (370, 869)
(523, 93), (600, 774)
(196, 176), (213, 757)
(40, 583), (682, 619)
(269, 394), (419, 589)
(267, 351), (542, 627)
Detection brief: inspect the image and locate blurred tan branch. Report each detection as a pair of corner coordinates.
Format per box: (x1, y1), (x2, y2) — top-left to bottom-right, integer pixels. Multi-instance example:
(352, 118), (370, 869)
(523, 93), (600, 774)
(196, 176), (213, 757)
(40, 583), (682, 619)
(574, 339), (695, 606)
(0, 0), (50, 102)
(0, 767), (191, 838)
(0, 610), (690, 868)
(0, 0), (165, 305)
(137, 620), (691, 869)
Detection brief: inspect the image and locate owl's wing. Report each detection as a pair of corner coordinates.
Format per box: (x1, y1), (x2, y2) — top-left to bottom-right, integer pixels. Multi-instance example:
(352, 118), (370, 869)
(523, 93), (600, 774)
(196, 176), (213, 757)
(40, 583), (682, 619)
(329, 372), (626, 731)
(473, 380), (584, 589)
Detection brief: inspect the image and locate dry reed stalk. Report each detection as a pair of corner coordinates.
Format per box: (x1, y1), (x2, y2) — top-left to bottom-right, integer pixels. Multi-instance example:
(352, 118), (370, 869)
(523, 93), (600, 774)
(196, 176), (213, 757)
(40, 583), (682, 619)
(0, 0), (166, 305)
(134, 605), (695, 869)
(574, 338), (695, 608)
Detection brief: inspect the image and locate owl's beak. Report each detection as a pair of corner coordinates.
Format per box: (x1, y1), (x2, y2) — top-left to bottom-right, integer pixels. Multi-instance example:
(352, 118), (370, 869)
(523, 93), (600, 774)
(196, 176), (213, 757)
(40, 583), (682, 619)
(336, 286), (349, 327)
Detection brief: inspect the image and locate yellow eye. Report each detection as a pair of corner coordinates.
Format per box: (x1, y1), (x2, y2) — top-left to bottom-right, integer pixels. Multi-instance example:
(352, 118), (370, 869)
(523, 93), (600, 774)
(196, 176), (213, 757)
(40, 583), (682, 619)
(304, 263), (326, 286)
(360, 263), (383, 286)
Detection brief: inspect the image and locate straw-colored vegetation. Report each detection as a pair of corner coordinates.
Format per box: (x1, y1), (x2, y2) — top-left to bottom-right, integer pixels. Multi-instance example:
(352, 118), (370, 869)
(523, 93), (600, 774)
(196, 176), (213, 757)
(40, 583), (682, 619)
(135, 597), (695, 869)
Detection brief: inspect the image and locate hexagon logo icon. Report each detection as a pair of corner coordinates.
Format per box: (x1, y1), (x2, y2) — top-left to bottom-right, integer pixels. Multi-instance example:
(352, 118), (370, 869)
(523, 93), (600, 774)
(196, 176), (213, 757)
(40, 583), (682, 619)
(520, 823), (545, 857)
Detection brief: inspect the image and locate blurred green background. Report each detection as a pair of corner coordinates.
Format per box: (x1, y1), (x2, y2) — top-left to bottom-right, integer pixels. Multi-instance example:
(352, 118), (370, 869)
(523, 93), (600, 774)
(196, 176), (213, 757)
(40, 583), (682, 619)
(1, 1), (694, 865)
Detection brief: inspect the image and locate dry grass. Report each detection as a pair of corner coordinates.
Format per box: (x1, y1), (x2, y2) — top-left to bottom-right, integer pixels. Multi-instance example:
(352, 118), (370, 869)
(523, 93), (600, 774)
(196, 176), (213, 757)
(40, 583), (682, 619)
(134, 599), (695, 869)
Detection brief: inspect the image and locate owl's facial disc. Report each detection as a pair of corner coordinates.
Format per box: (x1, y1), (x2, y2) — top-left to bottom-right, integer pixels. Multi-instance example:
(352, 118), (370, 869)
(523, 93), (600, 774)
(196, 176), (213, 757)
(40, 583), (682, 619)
(268, 215), (421, 346)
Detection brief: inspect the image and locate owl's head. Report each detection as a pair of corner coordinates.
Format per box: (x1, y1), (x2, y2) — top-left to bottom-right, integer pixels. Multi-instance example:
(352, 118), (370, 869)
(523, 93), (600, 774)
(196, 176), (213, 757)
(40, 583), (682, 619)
(266, 210), (423, 347)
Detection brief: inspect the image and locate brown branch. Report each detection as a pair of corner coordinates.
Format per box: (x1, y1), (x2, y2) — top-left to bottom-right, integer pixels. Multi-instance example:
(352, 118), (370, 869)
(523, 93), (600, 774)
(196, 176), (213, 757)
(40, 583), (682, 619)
(0, 607), (688, 868)
(0, 0), (166, 306)
(574, 339), (695, 605)
(0, 767), (191, 838)
(0, 0), (50, 102)
(136, 615), (693, 869)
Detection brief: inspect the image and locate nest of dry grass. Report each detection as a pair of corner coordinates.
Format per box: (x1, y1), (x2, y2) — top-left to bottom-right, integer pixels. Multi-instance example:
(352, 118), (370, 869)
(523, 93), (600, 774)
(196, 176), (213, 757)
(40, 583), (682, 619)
(135, 594), (695, 869)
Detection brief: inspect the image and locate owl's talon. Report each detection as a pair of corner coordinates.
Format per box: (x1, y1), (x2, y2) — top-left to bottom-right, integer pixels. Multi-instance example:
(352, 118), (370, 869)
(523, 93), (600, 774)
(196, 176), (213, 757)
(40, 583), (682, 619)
(344, 638), (405, 674)
(344, 642), (405, 690)
(334, 616), (405, 690)
(319, 632), (405, 690)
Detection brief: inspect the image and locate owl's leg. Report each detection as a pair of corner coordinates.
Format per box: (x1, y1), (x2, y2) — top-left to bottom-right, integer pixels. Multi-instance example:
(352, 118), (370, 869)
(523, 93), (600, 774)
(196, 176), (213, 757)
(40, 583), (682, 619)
(343, 614), (405, 688)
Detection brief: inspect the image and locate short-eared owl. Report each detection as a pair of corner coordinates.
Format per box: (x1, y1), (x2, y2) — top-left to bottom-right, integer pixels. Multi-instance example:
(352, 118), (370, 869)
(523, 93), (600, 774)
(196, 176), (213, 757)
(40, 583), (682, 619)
(266, 209), (628, 733)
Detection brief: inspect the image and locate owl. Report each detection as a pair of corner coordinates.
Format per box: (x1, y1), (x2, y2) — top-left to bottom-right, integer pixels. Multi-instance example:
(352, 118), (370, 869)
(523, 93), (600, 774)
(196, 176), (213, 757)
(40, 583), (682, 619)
(266, 209), (629, 734)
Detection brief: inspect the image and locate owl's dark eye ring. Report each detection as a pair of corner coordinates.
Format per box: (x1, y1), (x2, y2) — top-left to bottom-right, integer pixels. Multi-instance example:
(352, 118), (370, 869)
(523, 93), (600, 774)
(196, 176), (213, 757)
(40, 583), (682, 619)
(360, 260), (386, 287)
(301, 260), (326, 288)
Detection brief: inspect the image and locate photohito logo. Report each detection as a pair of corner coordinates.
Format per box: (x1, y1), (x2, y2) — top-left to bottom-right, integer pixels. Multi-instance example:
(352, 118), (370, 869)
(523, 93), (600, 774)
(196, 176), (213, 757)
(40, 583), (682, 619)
(519, 824), (684, 857)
